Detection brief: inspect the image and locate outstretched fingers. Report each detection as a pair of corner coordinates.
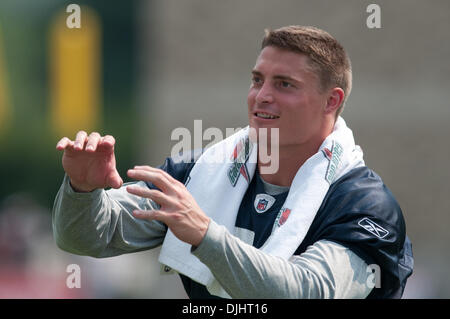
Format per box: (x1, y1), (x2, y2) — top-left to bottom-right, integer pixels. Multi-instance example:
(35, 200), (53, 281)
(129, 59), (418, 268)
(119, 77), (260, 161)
(133, 165), (180, 186)
(56, 137), (74, 150)
(74, 131), (88, 150)
(85, 132), (102, 152)
(127, 168), (176, 194)
(126, 185), (172, 207)
(132, 209), (169, 223)
(100, 135), (116, 148)
(56, 132), (115, 152)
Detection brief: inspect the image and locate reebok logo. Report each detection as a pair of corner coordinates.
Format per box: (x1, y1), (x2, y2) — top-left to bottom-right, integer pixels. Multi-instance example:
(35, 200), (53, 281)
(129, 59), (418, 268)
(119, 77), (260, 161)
(358, 217), (389, 239)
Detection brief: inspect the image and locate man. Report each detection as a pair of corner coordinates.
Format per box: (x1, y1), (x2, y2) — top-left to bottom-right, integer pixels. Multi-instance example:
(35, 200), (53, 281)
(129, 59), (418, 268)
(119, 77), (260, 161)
(53, 26), (413, 298)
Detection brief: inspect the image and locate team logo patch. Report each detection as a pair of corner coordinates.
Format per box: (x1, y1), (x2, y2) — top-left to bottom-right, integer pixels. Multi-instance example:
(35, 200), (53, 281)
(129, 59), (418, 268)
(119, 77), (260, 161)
(322, 147), (332, 160)
(323, 140), (344, 184)
(358, 217), (389, 239)
(228, 137), (252, 187)
(254, 194), (275, 213)
(274, 207), (291, 227)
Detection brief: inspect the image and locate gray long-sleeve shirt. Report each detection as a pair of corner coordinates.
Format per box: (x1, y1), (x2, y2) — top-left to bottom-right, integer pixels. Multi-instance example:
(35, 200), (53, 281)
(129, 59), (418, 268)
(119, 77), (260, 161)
(52, 174), (373, 298)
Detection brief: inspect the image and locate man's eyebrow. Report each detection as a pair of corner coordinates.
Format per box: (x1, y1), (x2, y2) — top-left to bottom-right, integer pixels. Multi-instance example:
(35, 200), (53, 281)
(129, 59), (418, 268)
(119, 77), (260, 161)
(251, 70), (303, 84)
(251, 70), (263, 77)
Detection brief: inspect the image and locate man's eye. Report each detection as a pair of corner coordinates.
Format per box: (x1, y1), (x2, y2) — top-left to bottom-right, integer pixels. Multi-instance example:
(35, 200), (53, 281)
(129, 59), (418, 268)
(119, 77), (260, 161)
(281, 81), (292, 88)
(252, 77), (262, 84)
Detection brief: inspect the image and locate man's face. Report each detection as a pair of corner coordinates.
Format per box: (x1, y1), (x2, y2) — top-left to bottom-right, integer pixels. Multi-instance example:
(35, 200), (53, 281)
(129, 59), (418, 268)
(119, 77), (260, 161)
(247, 46), (329, 149)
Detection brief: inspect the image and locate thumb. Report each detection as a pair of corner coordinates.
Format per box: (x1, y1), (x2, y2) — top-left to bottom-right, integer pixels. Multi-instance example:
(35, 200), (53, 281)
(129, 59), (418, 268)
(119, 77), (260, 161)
(107, 170), (123, 189)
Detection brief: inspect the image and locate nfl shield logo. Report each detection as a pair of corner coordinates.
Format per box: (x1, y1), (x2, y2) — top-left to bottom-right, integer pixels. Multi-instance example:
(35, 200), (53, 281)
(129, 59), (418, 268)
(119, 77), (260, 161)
(257, 199), (268, 211)
(254, 194), (275, 214)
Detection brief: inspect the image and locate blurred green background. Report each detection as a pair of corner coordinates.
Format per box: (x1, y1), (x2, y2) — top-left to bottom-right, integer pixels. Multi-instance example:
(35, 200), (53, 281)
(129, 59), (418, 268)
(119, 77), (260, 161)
(0, 0), (143, 298)
(0, 0), (137, 208)
(0, 0), (449, 298)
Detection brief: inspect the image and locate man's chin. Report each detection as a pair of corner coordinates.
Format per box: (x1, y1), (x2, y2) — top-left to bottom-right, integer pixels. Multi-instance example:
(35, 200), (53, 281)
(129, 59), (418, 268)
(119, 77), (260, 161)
(248, 125), (280, 146)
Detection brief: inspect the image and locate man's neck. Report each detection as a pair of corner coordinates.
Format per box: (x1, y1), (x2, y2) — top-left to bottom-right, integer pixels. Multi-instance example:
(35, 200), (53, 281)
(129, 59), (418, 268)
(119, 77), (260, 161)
(258, 122), (334, 187)
(258, 144), (317, 187)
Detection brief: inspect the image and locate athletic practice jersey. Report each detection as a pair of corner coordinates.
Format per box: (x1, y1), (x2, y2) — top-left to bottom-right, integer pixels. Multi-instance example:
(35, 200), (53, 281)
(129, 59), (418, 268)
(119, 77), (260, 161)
(147, 153), (414, 299)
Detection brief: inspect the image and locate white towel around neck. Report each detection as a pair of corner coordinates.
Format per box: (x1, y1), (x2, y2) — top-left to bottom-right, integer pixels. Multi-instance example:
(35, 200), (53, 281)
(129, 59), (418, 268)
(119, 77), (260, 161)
(158, 116), (364, 298)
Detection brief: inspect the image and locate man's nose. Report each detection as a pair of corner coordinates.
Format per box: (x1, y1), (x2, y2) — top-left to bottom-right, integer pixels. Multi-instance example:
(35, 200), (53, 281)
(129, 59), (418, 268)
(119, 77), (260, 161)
(255, 82), (274, 104)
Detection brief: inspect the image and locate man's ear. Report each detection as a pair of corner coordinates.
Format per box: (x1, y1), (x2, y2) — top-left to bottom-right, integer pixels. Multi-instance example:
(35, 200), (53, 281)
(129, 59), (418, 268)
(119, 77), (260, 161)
(325, 88), (345, 115)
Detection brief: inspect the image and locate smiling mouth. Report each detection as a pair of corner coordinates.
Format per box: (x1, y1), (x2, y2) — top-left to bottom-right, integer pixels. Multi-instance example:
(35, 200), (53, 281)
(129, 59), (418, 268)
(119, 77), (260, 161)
(254, 112), (280, 119)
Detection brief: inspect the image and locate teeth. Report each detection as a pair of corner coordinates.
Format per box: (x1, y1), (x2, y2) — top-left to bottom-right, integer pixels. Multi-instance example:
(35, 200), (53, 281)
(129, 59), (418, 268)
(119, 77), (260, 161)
(256, 113), (278, 119)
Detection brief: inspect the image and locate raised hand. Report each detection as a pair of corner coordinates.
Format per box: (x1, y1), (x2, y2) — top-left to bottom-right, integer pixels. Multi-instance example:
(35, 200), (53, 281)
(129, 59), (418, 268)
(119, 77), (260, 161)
(126, 166), (210, 247)
(56, 131), (123, 192)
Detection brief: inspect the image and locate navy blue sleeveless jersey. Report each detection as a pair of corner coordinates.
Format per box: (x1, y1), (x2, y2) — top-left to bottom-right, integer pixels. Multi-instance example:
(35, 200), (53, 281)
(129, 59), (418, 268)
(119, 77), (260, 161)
(146, 152), (414, 299)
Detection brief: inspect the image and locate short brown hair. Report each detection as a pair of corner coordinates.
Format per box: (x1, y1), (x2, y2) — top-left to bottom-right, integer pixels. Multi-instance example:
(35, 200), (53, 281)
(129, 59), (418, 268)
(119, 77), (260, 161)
(261, 26), (352, 117)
